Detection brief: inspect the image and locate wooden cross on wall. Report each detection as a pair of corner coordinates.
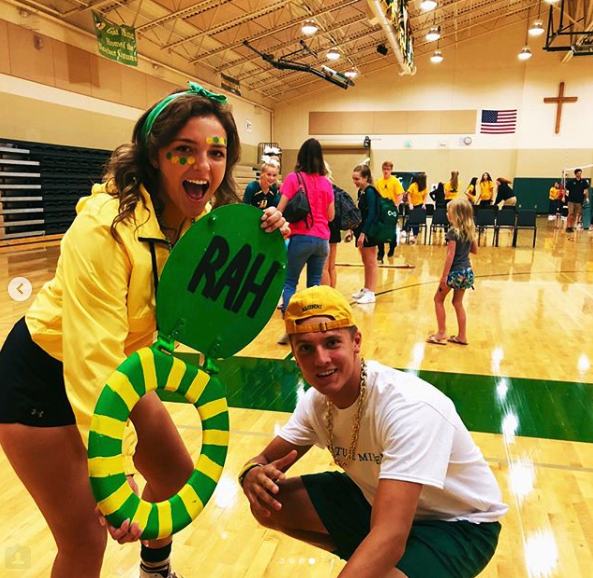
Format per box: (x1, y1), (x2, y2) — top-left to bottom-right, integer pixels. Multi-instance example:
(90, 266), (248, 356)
(543, 82), (578, 134)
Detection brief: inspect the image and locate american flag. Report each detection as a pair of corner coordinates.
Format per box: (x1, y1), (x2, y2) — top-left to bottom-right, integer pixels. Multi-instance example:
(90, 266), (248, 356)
(480, 109), (517, 134)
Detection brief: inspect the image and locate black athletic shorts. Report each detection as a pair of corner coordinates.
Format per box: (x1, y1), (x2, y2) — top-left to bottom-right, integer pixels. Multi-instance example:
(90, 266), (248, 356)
(0, 317), (75, 427)
(353, 226), (378, 248)
(329, 220), (342, 244)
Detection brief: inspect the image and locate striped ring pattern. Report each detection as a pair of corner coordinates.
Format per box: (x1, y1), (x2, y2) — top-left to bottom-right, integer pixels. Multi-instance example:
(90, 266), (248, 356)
(88, 346), (229, 540)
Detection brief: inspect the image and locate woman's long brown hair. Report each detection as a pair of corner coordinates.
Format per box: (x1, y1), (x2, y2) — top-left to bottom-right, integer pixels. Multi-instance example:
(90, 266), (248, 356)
(103, 91), (241, 240)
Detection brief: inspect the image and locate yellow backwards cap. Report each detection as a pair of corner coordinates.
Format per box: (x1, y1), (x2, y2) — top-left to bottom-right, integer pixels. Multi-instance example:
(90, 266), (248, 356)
(284, 286), (356, 335)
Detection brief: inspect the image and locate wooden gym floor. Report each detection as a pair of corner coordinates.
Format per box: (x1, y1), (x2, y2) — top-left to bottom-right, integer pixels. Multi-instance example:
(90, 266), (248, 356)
(1, 218), (592, 577)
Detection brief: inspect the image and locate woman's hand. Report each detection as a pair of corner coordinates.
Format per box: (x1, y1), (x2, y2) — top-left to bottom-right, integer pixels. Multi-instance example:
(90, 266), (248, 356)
(280, 223), (291, 240)
(344, 230), (354, 243)
(97, 474), (145, 544)
(102, 517), (144, 544)
(357, 233), (365, 249)
(439, 276), (448, 291)
(261, 207), (286, 233)
(241, 451), (297, 519)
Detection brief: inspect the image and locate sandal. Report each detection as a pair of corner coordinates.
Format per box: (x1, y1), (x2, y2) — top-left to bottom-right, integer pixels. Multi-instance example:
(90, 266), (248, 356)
(447, 336), (468, 345)
(427, 335), (447, 345)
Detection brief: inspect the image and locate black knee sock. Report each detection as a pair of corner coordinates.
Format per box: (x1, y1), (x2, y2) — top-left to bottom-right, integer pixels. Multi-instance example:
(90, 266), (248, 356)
(140, 543), (172, 577)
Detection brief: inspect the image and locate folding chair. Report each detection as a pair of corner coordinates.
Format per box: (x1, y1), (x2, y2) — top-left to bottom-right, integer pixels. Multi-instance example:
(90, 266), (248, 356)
(513, 211), (537, 248)
(474, 209), (496, 246)
(429, 208), (448, 244)
(406, 207), (427, 244)
(493, 208), (516, 247)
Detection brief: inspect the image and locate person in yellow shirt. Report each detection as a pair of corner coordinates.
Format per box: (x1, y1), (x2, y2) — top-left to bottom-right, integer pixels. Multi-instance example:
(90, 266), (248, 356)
(444, 171), (460, 203)
(0, 83), (285, 578)
(475, 172), (494, 206)
(548, 181), (561, 221)
(374, 160), (404, 261)
(406, 173), (428, 243)
(464, 177), (478, 204)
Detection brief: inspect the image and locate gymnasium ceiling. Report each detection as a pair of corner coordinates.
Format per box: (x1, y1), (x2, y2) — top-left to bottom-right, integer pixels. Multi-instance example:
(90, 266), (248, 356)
(9, 0), (593, 103)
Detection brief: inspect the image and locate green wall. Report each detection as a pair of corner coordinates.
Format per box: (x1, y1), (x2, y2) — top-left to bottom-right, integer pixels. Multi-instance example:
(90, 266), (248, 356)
(513, 178), (557, 213)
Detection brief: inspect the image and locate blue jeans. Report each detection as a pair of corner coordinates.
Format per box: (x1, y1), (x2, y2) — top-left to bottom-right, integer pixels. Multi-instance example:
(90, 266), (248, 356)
(282, 235), (329, 313)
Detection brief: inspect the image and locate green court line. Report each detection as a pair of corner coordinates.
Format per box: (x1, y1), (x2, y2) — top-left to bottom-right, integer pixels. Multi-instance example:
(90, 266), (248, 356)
(175, 353), (593, 444)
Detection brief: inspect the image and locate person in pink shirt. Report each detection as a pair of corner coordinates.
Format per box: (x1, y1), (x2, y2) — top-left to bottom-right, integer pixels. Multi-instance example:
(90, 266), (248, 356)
(277, 138), (335, 343)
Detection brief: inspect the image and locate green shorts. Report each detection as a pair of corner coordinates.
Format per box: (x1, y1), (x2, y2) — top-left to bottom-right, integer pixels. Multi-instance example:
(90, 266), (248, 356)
(302, 471), (501, 578)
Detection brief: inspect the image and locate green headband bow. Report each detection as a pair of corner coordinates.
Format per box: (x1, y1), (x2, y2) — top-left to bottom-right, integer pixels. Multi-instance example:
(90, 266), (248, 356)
(141, 81), (228, 144)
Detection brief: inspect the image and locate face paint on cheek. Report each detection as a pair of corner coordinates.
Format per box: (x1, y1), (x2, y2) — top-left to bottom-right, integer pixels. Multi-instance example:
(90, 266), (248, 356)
(166, 151), (196, 165)
(206, 136), (228, 146)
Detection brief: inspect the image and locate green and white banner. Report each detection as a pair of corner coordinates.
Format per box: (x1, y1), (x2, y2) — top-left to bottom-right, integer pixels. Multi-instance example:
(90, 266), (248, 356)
(92, 11), (138, 67)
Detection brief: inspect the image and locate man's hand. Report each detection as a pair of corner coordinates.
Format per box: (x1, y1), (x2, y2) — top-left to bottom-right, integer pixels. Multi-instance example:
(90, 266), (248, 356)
(357, 233), (366, 249)
(242, 450), (298, 518)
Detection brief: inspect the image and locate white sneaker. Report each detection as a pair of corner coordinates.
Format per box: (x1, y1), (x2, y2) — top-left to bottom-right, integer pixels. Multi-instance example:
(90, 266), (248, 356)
(356, 292), (376, 304)
(351, 288), (367, 299)
(409, 235), (416, 244)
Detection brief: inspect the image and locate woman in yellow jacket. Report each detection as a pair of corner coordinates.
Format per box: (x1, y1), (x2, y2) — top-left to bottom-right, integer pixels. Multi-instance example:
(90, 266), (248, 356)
(444, 171), (460, 203)
(475, 172), (494, 206)
(0, 84), (285, 578)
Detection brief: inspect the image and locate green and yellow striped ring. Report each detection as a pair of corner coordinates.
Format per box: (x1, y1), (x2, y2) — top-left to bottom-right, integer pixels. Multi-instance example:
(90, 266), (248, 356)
(88, 345), (229, 540)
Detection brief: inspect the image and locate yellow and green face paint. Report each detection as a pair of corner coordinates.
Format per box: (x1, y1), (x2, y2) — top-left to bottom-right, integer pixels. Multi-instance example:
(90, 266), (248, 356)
(166, 151), (196, 165)
(206, 136), (228, 146)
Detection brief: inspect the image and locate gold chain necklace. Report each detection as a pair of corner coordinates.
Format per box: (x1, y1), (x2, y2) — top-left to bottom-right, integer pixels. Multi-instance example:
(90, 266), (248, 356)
(325, 359), (367, 468)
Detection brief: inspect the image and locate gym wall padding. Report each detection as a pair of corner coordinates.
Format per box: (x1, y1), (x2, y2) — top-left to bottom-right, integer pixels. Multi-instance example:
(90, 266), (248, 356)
(513, 178), (558, 213)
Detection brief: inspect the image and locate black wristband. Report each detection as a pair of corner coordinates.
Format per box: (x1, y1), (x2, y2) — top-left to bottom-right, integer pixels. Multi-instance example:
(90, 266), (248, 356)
(238, 462), (263, 487)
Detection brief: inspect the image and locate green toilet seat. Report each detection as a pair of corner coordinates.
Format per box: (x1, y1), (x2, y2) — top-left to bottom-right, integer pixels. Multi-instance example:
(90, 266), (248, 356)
(87, 204), (286, 539)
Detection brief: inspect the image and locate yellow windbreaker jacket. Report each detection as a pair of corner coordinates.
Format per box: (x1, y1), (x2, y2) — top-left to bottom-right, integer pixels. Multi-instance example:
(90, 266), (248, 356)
(26, 183), (194, 469)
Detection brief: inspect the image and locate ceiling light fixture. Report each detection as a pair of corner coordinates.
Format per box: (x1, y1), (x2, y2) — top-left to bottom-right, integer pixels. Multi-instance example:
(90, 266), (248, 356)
(421, 0), (438, 10)
(518, 10), (534, 61)
(426, 26), (441, 42)
(518, 45), (533, 60)
(430, 49), (444, 63)
(344, 68), (358, 79)
(301, 20), (318, 36)
(529, 2), (545, 37)
(544, 0), (559, 4)
(326, 48), (341, 61)
(529, 19), (544, 36)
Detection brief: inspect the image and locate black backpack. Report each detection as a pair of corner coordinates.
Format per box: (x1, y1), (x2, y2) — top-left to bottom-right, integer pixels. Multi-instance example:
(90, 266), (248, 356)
(333, 185), (361, 230)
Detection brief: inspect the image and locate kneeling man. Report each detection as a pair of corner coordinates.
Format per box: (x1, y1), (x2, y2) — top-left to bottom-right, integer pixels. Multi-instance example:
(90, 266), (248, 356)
(239, 286), (507, 578)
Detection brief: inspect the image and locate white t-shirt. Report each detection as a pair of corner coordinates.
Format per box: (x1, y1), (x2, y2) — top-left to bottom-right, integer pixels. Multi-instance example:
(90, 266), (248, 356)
(280, 360), (508, 523)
